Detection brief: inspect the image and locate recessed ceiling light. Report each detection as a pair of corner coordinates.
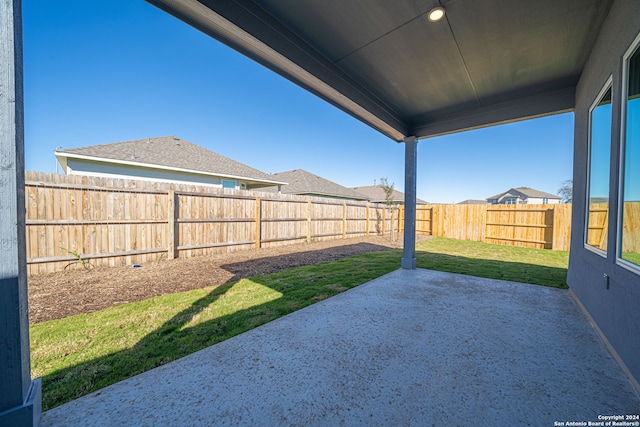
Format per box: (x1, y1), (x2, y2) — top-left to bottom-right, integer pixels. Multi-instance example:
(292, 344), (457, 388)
(428, 6), (445, 22)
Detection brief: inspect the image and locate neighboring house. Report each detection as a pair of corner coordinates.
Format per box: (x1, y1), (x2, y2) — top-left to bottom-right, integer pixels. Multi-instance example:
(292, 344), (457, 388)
(54, 136), (285, 190)
(486, 187), (561, 205)
(457, 199), (487, 205)
(351, 185), (428, 205)
(262, 169), (368, 201)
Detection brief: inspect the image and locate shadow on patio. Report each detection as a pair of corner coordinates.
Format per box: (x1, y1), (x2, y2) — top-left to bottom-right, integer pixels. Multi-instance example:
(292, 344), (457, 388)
(39, 260), (640, 425)
(34, 243), (400, 410)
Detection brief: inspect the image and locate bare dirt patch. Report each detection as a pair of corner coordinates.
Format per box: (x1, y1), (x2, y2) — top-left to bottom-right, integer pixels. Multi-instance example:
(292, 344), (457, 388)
(28, 235), (427, 324)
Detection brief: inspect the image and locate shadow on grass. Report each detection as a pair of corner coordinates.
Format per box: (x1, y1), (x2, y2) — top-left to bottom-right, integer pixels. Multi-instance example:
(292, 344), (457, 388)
(38, 246), (567, 410)
(219, 242), (395, 282)
(38, 245), (400, 410)
(415, 250), (568, 289)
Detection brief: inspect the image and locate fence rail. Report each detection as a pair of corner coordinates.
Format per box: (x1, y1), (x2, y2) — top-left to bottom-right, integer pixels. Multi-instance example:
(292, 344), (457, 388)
(415, 203), (572, 251)
(24, 172), (399, 274)
(24, 172), (582, 275)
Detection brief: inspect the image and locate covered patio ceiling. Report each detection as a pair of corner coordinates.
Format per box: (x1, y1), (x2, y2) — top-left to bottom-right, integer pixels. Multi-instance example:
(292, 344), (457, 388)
(146, 0), (613, 141)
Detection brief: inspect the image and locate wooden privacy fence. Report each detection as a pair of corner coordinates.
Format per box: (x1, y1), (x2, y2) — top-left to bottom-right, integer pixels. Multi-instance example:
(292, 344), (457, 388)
(583, 201), (640, 254)
(586, 203), (609, 250)
(621, 202), (640, 253)
(24, 172), (400, 275)
(412, 203), (573, 251)
(24, 172), (580, 275)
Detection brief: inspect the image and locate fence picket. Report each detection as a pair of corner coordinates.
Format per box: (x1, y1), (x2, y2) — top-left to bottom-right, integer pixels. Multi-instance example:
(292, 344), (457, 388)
(23, 172), (580, 274)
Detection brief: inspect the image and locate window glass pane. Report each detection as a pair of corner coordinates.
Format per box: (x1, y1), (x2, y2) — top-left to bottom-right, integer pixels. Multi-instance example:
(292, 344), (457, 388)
(586, 86), (612, 252)
(621, 44), (640, 266)
(222, 180), (236, 189)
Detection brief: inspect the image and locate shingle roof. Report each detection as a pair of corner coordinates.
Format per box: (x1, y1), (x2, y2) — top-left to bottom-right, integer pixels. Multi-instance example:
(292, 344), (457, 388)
(487, 187), (561, 201)
(513, 187), (561, 199)
(351, 185), (428, 204)
(55, 136), (283, 186)
(458, 199), (488, 205)
(264, 169), (368, 200)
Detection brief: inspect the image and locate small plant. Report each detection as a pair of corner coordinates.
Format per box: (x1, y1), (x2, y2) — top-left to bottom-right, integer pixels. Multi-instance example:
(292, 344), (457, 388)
(61, 247), (94, 271)
(379, 177), (396, 241)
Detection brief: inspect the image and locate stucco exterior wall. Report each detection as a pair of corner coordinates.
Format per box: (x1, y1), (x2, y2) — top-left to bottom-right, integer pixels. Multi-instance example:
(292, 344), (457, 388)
(568, 0), (640, 387)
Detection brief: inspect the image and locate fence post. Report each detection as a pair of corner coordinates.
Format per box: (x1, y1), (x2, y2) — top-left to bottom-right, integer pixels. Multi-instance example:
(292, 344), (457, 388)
(307, 199), (312, 242)
(389, 206), (395, 239)
(483, 206), (489, 243)
(393, 206), (397, 236)
(167, 190), (176, 259)
(342, 202), (346, 239)
(382, 206), (386, 236)
(552, 205), (558, 250)
(432, 205), (439, 237)
(480, 205), (487, 242)
(255, 197), (261, 249)
(365, 205), (369, 235)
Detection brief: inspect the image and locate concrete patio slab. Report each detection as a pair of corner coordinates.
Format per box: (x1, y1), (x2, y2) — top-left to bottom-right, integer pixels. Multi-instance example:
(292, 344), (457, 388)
(40, 269), (640, 426)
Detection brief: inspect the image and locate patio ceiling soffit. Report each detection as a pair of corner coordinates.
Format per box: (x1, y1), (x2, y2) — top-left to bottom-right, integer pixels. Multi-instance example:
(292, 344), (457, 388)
(146, 0), (611, 142)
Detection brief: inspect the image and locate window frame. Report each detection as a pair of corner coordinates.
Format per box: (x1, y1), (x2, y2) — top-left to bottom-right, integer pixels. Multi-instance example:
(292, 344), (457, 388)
(616, 31), (640, 274)
(222, 179), (237, 190)
(584, 76), (613, 258)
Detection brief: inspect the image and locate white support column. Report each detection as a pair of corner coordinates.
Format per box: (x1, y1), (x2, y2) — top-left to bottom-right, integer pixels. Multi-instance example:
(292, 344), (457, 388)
(0, 1), (42, 426)
(401, 135), (417, 269)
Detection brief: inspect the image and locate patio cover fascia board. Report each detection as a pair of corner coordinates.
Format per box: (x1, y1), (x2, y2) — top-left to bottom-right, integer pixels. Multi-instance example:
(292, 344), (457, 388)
(411, 87), (576, 139)
(147, 0), (408, 142)
(54, 151), (288, 187)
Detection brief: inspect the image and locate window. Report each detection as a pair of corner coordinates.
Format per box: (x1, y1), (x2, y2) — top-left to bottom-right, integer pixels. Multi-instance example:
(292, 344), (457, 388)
(222, 180), (236, 189)
(619, 38), (640, 268)
(586, 81), (613, 253)
(506, 197), (517, 204)
(543, 198), (549, 204)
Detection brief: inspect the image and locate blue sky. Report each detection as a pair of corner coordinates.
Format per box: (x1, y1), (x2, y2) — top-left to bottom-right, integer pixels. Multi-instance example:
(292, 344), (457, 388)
(22, 0), (574, 203)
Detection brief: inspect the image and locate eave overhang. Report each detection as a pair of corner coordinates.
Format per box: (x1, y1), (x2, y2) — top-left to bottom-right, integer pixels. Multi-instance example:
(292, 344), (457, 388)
(54, 151), (288, 187)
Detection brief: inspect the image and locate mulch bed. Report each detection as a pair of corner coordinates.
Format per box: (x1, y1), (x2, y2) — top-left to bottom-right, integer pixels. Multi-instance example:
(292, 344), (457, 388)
(28, 235), (427, 324)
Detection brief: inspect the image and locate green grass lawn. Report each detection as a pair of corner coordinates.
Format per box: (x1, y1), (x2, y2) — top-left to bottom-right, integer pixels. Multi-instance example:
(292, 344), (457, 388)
(622, 251), (640, 265)
(415, 237), (569, 288)
(32, 237), (568, 410)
